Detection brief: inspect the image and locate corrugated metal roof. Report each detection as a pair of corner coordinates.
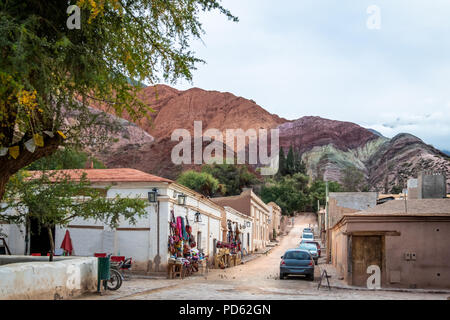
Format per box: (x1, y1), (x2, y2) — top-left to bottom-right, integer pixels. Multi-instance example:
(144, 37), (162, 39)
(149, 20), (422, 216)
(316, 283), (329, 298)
(349, 198), (450, 215)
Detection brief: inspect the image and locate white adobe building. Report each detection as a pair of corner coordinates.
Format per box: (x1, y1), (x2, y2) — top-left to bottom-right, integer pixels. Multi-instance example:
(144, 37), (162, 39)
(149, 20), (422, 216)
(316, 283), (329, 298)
(223, 206), (253, 254)
(2, 168), (224, 272)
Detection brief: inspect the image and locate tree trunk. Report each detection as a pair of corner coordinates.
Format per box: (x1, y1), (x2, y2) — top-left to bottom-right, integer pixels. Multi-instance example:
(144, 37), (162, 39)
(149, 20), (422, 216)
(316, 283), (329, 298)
(0, 135), (62, 200)
(47, 226), (55, 262)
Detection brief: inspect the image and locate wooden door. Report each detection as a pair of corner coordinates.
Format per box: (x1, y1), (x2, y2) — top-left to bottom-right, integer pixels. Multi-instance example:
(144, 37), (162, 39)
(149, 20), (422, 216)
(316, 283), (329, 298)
(351, 236), (382, 287)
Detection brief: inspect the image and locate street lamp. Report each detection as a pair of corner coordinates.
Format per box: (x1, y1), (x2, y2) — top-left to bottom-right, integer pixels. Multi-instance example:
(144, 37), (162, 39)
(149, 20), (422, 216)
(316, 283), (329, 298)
(177, 193), (187, 206)
(194, 211), (202, 223)
(148, 188), (158, 203)
(246, 221), (251, 228)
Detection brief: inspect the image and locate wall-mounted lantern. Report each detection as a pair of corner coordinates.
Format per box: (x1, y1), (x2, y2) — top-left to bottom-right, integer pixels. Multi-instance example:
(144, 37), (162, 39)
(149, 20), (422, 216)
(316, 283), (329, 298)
(194, 211), (202, 223)
(148, 188), (159, 203)
(246, 221), (251, 228)
(177, 193), (187, 206)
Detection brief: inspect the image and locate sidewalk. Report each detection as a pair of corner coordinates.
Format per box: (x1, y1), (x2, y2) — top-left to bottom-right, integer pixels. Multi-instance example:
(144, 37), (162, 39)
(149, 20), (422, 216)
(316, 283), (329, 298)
(317, 262), (450, 294)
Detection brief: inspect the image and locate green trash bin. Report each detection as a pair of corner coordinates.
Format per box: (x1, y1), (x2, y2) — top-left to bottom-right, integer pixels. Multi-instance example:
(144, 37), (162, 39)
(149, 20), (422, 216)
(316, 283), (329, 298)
(97, 257), (110, 292)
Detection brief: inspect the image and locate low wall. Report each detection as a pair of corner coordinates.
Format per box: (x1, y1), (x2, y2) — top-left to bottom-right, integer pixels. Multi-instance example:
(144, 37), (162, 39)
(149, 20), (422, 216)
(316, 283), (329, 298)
(0, 255), (97, 300)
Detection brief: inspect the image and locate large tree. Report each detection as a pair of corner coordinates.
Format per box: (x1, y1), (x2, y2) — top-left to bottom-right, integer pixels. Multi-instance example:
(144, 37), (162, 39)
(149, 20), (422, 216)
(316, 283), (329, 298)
(201, 163), (259, 196)
(0, 0), (237, 198)
(260, 173), (310, 216)
(177, 170), (223, 197)
(0, 170), (148, 261)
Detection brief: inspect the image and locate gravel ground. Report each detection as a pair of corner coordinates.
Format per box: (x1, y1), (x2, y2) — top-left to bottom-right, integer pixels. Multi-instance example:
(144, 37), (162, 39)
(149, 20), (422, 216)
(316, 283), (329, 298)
(78, 214), (449, 300)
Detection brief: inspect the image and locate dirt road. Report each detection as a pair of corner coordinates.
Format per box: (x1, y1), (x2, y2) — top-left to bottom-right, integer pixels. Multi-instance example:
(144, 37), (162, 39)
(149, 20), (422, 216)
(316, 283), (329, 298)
(206, 213), (318, 282)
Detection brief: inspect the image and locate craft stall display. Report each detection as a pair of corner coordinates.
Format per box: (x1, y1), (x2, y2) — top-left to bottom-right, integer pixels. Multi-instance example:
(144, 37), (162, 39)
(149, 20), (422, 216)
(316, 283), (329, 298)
(167, 209), (207, 279)
(214, 221), (242, 269)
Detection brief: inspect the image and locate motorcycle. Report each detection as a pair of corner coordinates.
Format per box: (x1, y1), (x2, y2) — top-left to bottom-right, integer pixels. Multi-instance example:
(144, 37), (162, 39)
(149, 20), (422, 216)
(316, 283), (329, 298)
(106, 256), (132, 291)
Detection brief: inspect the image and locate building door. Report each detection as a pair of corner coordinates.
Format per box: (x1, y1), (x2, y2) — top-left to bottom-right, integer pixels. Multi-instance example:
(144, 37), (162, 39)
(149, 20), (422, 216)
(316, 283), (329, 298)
(30, 218), (55, 256)
(197, 231), (202, 250)
(351, 236), (382, 287)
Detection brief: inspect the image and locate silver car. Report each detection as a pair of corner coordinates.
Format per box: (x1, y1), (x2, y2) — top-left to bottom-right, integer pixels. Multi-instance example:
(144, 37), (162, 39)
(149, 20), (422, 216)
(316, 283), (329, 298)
(298, 242), (319, 265)
(301, 232), (314, 242)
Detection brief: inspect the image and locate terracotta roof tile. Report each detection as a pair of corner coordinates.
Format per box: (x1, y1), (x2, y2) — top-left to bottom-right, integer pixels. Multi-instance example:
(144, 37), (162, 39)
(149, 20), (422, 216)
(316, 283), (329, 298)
(28, 168), (173, 183)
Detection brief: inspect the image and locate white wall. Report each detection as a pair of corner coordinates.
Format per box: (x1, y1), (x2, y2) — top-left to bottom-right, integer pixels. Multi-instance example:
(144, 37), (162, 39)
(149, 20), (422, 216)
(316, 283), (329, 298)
(168, 196), (222, 260)
(225, 208), (253, 253)
(1, 223), (26, 255)
(0, 256), (97, 300)
(2, 183), (224, 273)
(54, 204), (155, 271)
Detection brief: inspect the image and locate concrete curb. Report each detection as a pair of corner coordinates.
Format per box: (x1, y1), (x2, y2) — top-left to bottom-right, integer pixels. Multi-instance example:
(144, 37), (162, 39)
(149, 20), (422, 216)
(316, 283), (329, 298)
(325, 284), (450, 295)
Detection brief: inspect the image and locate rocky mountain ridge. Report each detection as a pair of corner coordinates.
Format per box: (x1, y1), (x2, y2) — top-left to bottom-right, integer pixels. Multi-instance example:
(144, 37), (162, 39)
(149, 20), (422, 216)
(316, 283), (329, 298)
(91, 85), (449, 192)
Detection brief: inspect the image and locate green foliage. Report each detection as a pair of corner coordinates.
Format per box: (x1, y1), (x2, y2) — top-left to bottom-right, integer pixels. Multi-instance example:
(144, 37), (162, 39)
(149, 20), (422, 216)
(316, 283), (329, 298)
(177, 170), (222, 197)
(278, 147), (286, 176)
(259, 172), (342, 215)
(1, 170), (147, 228)
(341, 166), (365, 192)
(261, 146), (333, 214)
(26, 147), (105, 170)
(0, 170), (147, 260)
(0, 0), (236, 185)
(390, 185), (403, 194)
(260, 173), (310, 216)
(201, 164), (259, 196)
(309, 180), (341, 212)
(277, 146), (306, 177)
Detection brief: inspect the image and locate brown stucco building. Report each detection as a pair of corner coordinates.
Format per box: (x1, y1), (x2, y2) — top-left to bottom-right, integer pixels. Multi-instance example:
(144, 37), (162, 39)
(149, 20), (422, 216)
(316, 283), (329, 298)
(212, 189), (270, 252)
(331, 199), (450, 289)
(267, 202), (281, 240)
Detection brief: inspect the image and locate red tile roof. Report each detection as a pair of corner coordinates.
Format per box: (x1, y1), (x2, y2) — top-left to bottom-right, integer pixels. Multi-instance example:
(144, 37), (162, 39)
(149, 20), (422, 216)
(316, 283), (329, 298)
(28, 168), (173, 183)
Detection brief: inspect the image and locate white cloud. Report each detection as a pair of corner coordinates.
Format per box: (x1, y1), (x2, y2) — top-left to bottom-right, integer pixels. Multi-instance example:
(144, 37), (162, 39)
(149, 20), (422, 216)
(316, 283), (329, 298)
(165, 0), (450, 150)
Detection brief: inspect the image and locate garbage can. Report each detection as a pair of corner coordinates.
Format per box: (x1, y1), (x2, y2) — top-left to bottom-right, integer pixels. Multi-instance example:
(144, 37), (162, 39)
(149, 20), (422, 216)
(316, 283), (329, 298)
(97, 257), (110, 292)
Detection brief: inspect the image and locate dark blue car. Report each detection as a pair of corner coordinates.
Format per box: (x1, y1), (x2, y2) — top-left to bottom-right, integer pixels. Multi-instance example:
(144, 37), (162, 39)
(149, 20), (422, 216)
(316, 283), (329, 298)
(280, 249), (315, 281)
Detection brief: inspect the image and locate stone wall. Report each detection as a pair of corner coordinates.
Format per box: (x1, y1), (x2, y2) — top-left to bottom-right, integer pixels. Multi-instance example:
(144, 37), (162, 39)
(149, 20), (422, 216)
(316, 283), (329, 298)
(0, 256), (97, 300)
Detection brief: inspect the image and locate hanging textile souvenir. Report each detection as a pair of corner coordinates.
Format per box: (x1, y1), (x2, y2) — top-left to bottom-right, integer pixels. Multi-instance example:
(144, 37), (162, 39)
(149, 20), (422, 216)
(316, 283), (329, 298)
(189, 233), (195, 246)
(181, 217), (189, 241)
(185, 214), (192, 234)
(176, 216), (183, 237)
(170, 209), (177, 231)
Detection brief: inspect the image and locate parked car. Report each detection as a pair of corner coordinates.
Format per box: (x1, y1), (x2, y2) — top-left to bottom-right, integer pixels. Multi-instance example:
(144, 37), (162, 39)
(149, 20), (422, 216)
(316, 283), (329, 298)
(298, 242), (318, 265)
(280, 249), (314, 281)
(300, 240), (321, 257)
(301, 232), (314, 242)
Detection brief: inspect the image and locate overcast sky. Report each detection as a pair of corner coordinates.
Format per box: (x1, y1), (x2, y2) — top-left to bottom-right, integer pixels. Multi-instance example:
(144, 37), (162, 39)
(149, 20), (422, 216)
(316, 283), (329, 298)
(165, 0), (450, 151)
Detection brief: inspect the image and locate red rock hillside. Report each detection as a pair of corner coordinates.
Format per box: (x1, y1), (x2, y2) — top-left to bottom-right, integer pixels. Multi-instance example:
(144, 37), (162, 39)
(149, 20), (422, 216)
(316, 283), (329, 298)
(278, 116), (378, 154)
(90, 85), (449, 191)
(94, 84), (287, 141)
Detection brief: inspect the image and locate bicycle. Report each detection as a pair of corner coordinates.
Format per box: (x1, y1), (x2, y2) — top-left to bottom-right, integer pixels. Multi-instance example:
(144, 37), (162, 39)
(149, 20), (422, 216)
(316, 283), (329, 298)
(106, 256), (132, 291)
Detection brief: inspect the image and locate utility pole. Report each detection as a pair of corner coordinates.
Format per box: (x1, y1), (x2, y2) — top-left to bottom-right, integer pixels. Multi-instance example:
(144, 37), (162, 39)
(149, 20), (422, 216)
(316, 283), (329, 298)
(325, 181), (330, 263)
(317, 199), (320, 235)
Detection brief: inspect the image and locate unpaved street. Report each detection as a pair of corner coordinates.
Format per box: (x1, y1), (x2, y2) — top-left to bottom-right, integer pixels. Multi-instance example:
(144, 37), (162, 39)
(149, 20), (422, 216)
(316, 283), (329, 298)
(80, 214), (449, 300)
